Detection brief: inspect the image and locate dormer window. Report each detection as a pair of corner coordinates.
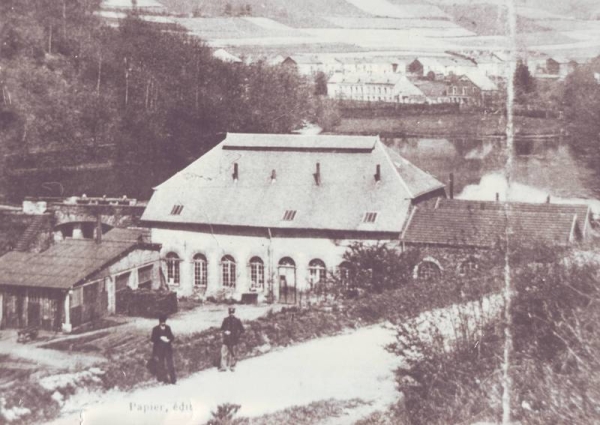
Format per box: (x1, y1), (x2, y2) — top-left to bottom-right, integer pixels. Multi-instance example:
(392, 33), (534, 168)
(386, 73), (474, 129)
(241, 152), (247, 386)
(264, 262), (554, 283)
(283, 210), (297, 221)
(363, 212), (378, 223)
(170, 205), (184, 215)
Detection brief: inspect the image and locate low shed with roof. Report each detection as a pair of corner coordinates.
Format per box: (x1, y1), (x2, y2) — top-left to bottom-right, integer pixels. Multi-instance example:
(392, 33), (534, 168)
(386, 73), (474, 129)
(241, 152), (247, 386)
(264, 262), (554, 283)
(0, 228), (161, 332)
(141, 133), (446, 302)
(401, 198), (591, 281)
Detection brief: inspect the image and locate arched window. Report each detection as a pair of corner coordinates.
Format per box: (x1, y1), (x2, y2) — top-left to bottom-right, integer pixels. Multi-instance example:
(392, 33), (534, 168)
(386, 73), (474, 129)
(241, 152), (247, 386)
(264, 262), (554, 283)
(279, 257), (295, 268)
(221, 255), (236, 288)
(193, 254), (207, 287)
(417, 261), (441, 281)
(308, 259), (326, 287)
(249, 256), (265, 290)
(459, 258), (478, 276)
(165, 252), (180, 285)
(338, 261), (352, 287)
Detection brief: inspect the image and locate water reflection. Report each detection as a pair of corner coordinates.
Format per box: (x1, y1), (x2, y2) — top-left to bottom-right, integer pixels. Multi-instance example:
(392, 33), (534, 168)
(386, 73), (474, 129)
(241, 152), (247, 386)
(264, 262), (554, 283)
(389, 137), (598, 205)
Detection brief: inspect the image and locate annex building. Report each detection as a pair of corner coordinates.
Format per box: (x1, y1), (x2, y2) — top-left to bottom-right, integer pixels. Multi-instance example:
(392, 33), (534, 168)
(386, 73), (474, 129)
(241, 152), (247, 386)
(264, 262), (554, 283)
(141, 133), (446, 302)
(0, 228), (160, 332)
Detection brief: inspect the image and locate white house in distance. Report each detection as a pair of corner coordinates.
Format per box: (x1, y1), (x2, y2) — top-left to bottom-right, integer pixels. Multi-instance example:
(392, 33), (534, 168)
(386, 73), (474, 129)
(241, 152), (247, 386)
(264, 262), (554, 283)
(327, 73), (424, 103)
(141, 133), (446, 302)
(212, 49), (242, 64)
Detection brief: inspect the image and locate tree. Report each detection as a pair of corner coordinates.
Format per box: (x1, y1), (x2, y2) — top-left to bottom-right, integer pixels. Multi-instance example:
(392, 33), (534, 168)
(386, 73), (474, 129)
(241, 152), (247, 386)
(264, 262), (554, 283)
(514, 62), (535, 102)
(314, 71), (328, 96)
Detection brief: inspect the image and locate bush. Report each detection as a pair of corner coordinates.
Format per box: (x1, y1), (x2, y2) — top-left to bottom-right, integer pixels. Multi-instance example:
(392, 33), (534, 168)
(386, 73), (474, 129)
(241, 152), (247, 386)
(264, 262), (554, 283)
(387, 246), (600, 425)
(341, 242), (419, 293)
(115, 288), (177, 318)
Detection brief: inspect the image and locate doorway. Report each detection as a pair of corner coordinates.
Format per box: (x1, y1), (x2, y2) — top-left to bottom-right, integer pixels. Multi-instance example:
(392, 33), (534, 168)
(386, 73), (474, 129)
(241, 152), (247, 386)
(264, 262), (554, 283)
(278, 257), (296, 304)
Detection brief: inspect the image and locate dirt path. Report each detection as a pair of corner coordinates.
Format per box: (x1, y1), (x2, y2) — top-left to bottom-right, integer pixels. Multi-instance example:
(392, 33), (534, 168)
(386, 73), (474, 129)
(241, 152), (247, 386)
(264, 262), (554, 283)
(45, 325), (400, 425)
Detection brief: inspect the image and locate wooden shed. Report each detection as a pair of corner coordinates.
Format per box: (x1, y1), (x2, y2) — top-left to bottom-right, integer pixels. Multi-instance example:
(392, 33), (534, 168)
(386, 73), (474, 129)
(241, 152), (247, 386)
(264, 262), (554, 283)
(0, 228), (161, 332)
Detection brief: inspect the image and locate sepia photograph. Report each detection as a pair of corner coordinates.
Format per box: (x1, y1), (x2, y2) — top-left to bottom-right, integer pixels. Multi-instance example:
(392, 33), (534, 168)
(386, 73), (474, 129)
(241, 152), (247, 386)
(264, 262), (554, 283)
(1, 0), (600, 424)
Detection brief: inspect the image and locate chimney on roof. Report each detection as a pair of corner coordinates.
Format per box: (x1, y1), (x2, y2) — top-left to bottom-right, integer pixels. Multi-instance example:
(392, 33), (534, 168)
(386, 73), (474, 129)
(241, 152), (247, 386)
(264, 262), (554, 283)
(95, 213), (102, 244)
(546, 195), (551, 203)
(314, 162), (321, 186)
(271, 169), (276, 183)
(449, 173), (454, 199)
(232, 163), (239, 182)
(374, 164), (381, 182)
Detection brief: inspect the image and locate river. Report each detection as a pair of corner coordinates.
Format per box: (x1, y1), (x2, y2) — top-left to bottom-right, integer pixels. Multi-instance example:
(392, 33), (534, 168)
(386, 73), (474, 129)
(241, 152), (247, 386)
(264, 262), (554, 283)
(389, 136), (600, 214)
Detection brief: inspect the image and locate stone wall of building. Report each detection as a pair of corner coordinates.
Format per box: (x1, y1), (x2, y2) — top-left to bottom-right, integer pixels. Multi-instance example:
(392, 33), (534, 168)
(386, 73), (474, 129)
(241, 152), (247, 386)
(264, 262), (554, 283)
(151, 227), (396, 300)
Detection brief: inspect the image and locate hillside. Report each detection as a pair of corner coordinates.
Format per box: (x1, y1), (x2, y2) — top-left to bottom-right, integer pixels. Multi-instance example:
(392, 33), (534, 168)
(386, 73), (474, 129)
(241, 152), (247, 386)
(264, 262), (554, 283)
(0, 1), (328, 201)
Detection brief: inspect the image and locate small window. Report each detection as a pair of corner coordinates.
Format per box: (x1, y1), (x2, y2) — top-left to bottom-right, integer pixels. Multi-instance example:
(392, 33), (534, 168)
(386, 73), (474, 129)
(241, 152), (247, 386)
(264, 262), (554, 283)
(193, 254), (208, 287)
(363, 212), (378, 223)
(338, 261), (352, 287)
(166, 252), (181, 285)
(221, 255), (236, 288)
(115, 272), (131, 291)
(282, 210), (297, 221)
(138, 265), (153, 289)
(249, 257), (265, 290)
(70, 287), (83, 307)
(170, 205), (184, 215)
(308, 259), (326, 288)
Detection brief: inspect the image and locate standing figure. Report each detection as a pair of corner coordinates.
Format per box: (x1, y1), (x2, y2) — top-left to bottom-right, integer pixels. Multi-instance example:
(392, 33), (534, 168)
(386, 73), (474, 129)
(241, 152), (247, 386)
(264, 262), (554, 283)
(150, 314), (177, 384)
(220, 307), (245, 372)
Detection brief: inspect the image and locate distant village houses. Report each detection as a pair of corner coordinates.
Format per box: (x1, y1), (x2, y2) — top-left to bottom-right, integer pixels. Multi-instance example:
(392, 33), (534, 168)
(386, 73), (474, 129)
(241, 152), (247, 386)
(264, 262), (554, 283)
(447, 72), (499, 106)
(327, 73), (424, 103)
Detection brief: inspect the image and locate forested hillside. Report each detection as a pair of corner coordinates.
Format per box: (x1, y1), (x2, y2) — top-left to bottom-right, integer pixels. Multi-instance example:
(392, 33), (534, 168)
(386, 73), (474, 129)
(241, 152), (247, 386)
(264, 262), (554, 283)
(0, 0), (327, 201)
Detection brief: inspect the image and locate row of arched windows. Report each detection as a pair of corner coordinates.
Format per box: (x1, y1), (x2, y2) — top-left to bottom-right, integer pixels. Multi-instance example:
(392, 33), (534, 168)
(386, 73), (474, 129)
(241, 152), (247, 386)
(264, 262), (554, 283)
(164, 253), (340, 289)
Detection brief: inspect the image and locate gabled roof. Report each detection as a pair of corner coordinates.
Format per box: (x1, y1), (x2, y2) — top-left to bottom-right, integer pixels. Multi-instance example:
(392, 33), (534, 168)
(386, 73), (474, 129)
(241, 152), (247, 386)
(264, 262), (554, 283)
(141, 134), (445, 233)
(401, 199), (588, 248)
(0, 229), (156, 290)
(411, 80), (449, 97)
(284, 55), (323, 65)
(462, 71), (498, 91)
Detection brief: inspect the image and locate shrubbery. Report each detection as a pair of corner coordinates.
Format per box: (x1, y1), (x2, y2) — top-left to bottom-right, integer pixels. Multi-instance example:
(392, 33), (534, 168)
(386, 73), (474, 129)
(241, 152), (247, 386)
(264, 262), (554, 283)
(385, 245), (600, 425)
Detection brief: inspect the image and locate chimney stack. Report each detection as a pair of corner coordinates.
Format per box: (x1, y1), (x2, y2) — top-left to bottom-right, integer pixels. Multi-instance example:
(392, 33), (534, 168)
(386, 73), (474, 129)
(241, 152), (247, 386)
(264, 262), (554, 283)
(495, 193), (499, 202)
(271, 169), (277, 183)
(546, 195), (551, 203)
(232, 163), (239, 181)
(449, 173), (454, 199)
(314, 162), (321, 185)
(374, 164), (381, 182)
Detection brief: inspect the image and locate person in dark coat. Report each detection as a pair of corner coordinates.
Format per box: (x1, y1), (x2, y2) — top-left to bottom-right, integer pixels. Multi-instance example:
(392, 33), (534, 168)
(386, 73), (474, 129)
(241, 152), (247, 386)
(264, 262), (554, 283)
(220, 307), (245, 371)
(150, 314), (176, 384)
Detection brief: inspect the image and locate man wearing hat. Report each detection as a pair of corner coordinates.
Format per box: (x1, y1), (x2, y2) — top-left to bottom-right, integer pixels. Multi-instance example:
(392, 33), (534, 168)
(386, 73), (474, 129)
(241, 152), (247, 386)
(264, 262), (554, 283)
(150, 314), (177, 384)
(220, 307), (245, 371)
